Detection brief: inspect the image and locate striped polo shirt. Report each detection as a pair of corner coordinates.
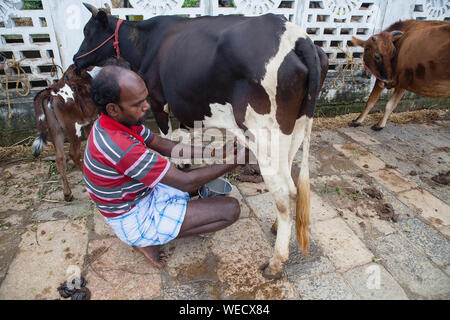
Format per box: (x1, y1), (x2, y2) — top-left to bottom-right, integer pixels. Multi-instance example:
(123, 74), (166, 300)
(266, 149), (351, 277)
(83, 114), (170, 217)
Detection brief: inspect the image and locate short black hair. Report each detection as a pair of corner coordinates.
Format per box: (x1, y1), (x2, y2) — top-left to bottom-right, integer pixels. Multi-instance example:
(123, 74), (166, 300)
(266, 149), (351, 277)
(90, 66), (122, 114)
(90, 58), (132, 114)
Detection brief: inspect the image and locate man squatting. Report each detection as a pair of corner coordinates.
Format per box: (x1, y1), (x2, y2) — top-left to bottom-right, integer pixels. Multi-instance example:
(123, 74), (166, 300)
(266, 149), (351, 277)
(84, 65), (248, 268)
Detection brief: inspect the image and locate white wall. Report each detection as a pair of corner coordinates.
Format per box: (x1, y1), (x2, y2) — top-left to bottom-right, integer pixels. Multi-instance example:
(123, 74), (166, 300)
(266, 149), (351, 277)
(46, 0), (103, 70)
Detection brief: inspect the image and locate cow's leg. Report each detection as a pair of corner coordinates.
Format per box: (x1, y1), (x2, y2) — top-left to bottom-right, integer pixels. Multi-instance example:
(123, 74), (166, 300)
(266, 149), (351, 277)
(271, 116), (308, 235)
(67, 130), (83, 170)
(349, 79), (384, 127)
(252, 129), (295, 279)
(372, 88), (406, 130)
(46, 110), (72, 201)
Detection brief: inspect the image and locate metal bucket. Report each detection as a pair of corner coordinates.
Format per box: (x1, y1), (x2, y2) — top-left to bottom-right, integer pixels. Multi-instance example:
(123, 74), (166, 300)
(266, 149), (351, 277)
(198, 178), (233, 198)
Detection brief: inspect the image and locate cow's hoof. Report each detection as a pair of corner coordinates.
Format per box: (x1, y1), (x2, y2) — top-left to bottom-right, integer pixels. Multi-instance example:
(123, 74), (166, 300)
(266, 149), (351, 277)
(348, 120), (362, 127)
(64, 194), (74, 202)
(259, 262), (283, 280)
(371, 125), (384, 131)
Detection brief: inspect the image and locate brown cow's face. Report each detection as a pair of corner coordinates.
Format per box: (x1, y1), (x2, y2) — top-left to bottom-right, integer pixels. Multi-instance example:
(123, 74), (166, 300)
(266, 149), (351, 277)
(352, 31), (403, 88)
(63, 64), (93, 81)
(73, 4), (115, 69)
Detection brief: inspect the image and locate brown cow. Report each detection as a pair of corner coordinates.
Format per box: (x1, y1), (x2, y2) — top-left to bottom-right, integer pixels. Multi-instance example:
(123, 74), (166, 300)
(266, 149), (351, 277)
(32, 64), (99, 201)
(350, 19), (450, 130)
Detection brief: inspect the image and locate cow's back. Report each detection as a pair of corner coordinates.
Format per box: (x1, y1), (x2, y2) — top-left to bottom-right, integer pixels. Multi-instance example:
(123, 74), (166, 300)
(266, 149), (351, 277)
(158, 14), (291, 125)
(395, 23), (450, 97)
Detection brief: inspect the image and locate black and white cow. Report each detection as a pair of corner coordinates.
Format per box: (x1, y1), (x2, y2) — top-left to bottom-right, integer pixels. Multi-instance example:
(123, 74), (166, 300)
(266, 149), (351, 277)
(73, 4), (328, 279)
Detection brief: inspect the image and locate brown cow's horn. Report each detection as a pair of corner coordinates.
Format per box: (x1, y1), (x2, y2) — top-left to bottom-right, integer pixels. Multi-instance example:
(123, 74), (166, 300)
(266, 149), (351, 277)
(371, 35), (377, 41)
(83, 3), (99, 16)
(391, 30), (403, 36)
(104, 3), (111, 14)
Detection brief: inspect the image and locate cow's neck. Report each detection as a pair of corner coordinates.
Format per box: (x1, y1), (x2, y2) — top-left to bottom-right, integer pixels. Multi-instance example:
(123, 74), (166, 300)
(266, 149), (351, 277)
(108, 18), (153, 72)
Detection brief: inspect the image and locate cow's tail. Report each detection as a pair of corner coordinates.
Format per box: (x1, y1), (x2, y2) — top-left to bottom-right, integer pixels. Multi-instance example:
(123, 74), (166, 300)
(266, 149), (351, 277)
(32, 89), (50, 157)
(294, 37), (321, 256)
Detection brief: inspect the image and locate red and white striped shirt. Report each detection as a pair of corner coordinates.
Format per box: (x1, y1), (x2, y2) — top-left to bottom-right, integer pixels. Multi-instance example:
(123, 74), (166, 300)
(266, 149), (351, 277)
(83, 114), (170, 217)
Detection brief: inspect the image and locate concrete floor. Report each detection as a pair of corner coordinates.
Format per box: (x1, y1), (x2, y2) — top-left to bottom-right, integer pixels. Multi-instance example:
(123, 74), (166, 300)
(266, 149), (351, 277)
(0, 121), (449, 300)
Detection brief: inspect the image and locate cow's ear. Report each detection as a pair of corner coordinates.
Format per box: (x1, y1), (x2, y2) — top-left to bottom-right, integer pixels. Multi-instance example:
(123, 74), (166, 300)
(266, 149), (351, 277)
(96, 10), (108, 27)
(351, 36), (365, 48)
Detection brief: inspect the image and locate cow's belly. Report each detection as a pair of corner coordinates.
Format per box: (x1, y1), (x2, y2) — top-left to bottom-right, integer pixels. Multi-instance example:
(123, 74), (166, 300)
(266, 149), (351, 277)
(406, 79), (450, 98)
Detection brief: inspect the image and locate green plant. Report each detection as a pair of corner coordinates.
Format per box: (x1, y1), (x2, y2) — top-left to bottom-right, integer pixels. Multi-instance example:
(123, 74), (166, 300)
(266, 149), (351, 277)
(320, 183), (333, 195)
(22, 0), (42, 10)
(182, 0), (199, 8)
(48, 161), (58, 176)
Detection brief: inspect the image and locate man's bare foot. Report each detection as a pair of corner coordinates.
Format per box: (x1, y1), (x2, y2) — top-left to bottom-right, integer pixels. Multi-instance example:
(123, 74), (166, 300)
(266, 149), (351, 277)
(132, 245), (168, 269)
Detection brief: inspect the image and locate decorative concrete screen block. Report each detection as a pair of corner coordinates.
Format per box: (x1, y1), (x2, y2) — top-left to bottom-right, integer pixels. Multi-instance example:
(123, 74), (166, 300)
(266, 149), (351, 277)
(212, 0), (298, 21)
(128, 0), (184, 15)
(234, 0), (283, 14)
(0, 0), (63, 94)
(0, 0), (24, 27)
(107, 0), (205, 19)
(413, 0), (450, 21)
(297, 0), (383, 72)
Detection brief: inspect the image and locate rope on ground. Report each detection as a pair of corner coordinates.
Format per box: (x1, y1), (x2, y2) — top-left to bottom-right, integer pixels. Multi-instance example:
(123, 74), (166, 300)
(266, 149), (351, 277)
(333, 44), (364, 90)
(3, 55), (31, 119)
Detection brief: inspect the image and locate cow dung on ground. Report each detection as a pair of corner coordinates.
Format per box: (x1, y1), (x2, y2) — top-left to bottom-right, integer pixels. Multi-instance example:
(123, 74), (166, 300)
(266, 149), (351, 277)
(226, 164), (263, 183)
(431, 171), (450, 186)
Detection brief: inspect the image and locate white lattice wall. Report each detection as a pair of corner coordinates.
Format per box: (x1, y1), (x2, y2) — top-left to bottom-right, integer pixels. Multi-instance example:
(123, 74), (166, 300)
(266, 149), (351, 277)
(1, 0), (450, 99)
(0, 0), (63, 95)
(297, 0), (384, 72)
(413, 0), (450, 20)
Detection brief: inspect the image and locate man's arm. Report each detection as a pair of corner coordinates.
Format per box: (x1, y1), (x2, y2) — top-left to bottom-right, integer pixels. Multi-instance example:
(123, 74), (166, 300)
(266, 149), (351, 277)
(148, 134), (212, 160)
(159, 141), (249, 193)
(160, 163), (239, 194)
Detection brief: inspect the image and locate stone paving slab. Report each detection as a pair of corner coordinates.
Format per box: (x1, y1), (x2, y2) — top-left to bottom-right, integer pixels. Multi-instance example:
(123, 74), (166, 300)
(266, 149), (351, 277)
(285, 238), (336, 282)
(209, 218), (273, 298)
(33, 201), (95, 222)
(294, 273), (356, 300)
(373, 233), (450, 299)
(333, 143), (387, 172)
(85, 238), (161, 300)
(245, 192), (277, 242)
(92, 212), (115, 238)
(342, 263), (409, 300)
(359, 125), (449, 174)
(339, 127), (382, 146)
(397, 189), (450, 235)
(354, 131), (450, 204)
(368, 169), (419, 193)
(394, 218), (450, 267)
(0, 220), (88, 299)
(236, 182), (268, 197)
(0, 121), (449, 300)
(310, 217), (374, 272)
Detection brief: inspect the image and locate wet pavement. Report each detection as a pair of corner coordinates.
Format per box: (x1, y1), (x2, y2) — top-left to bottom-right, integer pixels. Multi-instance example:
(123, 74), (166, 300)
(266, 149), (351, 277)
(0, 121), (449, 300)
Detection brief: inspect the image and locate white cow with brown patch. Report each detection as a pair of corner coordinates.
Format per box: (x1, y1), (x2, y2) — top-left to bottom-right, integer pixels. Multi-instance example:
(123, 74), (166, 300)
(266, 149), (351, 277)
(74, 6), (329, 278)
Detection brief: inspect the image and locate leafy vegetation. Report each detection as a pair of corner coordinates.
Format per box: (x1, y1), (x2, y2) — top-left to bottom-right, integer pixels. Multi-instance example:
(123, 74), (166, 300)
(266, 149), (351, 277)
(182, 0), (199, 8)
(22, 0), (42, 10)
